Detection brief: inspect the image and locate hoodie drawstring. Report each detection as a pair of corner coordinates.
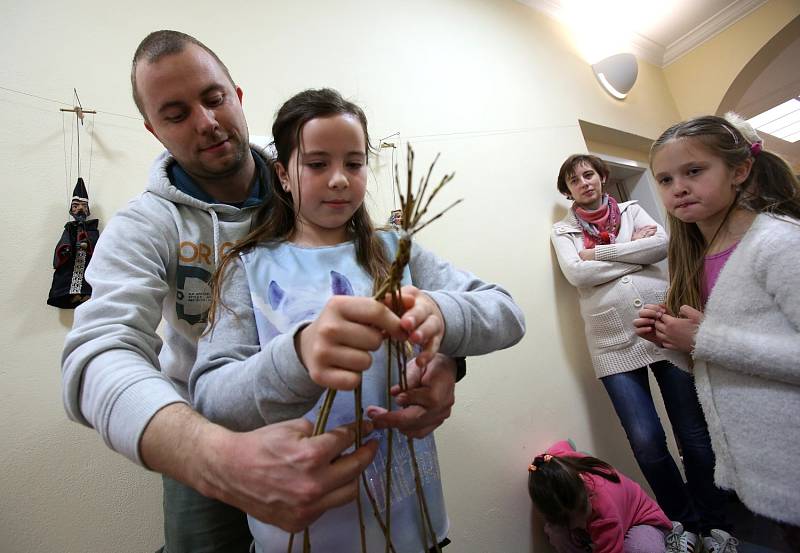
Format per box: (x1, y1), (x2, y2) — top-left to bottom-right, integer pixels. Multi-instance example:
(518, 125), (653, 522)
(208, 208), (221, 267)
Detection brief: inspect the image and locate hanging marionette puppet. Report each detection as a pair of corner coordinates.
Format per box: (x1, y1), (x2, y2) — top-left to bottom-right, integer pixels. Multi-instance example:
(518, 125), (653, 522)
(47, 177), (100, 308)
(48, 89), (99, 309)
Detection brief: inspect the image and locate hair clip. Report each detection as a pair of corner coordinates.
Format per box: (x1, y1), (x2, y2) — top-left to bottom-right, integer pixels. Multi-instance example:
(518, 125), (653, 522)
(721, 123), (739, 144)
(750, 141), (763, 157)
(529, 453), (554, 472)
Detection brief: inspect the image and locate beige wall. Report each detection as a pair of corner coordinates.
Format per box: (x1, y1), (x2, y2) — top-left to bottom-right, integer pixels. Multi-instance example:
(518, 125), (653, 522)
(663, 0), (800, 119)
(1, 1), (689, 552)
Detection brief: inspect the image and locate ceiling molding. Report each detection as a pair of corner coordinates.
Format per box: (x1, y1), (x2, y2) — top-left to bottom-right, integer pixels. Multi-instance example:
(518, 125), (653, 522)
(663, 0), (768, 66)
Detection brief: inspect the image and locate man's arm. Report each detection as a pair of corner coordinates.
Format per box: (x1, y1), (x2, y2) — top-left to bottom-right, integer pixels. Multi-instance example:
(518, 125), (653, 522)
(140, 403), (378, 532)
(62, 201), (180, 462)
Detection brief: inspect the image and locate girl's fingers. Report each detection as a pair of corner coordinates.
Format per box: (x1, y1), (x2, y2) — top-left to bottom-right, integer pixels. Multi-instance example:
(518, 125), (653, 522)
(407, 314), (443, 345)
(331, 296), (405, 339)
(633, 317), (655, 328)
(679, 304), (703, 321)
(309, 365), (364, 391)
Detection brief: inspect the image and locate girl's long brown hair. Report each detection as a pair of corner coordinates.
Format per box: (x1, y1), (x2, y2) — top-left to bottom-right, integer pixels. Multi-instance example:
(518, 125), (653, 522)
(207, 88), (391, 329)
(650, 115), (800, 314)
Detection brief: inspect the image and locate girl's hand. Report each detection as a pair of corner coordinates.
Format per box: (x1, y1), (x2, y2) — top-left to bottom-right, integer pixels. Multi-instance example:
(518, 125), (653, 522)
(295, 296), (406, 390)
(383, 285), (444, 368)
(631, 225), (657, 240)
(633, 304), (667, 347)
(578, 249), (595, 261)
(652, 305), (704, 353)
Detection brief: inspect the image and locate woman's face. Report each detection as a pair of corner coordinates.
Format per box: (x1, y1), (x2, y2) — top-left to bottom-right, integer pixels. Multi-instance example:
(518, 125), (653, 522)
(565, 162), (604, 210)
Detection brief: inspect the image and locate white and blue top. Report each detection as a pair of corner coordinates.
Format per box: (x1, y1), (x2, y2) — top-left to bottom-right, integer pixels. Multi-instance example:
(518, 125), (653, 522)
(190, 230), (527, 553)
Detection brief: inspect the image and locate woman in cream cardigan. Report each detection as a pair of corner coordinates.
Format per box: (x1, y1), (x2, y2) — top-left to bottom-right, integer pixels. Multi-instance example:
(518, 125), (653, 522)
(550, 154), (728, 545)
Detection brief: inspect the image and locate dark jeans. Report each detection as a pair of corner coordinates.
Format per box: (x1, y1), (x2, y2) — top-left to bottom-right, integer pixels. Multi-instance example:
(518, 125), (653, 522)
(161, 475), (251, 553)
(601, 361), (728, 535)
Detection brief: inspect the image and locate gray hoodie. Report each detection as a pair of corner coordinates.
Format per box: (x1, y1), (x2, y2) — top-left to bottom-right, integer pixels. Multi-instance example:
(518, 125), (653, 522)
(61, 147), (268, 465)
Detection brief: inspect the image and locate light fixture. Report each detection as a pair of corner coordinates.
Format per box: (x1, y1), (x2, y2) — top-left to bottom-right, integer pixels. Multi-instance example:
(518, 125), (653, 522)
(592, 53), (638, 100)
(747, 97), (800, 143)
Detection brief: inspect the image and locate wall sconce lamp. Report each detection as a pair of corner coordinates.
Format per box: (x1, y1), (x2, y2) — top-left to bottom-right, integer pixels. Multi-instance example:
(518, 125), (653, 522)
(592, 53), (638, 100)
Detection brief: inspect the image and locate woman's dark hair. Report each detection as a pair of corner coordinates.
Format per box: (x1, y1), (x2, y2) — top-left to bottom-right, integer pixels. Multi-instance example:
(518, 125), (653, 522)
(207, 88), (390, 328)
(650, 114), (800, 313)
(528, 454), (619, 526)
(556, 154), (610, 197)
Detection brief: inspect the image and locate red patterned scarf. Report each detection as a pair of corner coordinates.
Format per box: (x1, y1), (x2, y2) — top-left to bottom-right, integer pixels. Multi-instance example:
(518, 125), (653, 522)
(573, 194), (621, 249)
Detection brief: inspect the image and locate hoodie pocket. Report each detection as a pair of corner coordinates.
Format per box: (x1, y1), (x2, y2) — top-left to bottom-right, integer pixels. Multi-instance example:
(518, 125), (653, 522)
(588, 307), (628, 348)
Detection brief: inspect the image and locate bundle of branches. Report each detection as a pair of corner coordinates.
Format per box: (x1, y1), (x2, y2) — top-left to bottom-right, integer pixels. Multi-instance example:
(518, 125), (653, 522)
(291, 144), (461, 553)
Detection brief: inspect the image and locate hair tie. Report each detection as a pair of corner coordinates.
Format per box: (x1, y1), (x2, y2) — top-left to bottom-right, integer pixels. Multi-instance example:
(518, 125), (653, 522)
(750, 141), (763, 157)
(528, 453), (554, 472)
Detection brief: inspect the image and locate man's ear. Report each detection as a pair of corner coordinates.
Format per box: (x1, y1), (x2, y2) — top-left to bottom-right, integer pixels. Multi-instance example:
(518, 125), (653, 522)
(144, 120), (157, 139)
(236, 86), (244, 104)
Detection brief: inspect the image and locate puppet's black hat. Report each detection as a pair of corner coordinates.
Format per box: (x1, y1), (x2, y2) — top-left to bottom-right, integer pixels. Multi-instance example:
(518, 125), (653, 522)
(71, 177), (89, 202)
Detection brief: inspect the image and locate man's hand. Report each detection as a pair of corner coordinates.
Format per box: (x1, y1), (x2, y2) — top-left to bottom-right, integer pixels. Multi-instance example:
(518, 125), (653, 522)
(199, 418), (378, 533)
(141, 405), (378, 533)
(578, 249), (595, 261)
(366, 354), (456, 439)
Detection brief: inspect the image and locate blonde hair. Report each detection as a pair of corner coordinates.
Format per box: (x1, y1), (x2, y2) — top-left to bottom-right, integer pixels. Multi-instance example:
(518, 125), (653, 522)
(650, 114), (800, 313)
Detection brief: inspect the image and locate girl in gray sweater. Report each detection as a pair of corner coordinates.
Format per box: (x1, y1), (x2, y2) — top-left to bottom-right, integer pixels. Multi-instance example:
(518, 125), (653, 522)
(190, 88), (525, 553)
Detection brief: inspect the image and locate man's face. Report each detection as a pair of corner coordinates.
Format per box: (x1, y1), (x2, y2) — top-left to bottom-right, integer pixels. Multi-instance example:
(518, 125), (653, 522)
(136, 44), (250, 182)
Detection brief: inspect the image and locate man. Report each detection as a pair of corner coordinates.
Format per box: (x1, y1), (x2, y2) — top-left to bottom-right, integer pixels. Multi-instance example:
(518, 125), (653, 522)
(62, 30), (459, 552)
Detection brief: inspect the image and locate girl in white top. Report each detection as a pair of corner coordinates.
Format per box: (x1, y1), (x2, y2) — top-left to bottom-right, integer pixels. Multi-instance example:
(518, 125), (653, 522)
(636, 114), (800, 549)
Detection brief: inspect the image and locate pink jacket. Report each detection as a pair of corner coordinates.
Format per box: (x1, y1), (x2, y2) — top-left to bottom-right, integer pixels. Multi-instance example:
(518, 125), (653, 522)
(546, 441), (671, 553)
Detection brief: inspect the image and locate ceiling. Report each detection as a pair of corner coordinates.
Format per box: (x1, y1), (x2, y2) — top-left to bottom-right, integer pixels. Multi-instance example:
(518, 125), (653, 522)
(517, 0), (767, 66)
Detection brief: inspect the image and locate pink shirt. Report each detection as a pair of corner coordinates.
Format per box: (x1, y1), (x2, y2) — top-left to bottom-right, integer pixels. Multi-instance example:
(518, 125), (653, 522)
(702, 242), (739, 306)
(546, 441), (671, 553)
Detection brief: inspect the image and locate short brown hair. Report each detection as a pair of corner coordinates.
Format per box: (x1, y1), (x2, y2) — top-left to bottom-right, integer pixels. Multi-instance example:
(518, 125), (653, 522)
(556, 154), (610, 196)
(130, 30), (235, 120)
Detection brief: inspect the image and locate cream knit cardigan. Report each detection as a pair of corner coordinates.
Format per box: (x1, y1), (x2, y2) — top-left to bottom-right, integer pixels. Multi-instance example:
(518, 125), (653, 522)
(693, 213), (800, 525)
(551, 201), (682, 378)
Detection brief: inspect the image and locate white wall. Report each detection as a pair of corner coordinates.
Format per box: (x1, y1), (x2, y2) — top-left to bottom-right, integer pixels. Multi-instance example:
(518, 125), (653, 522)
(0, 1), (683, 551)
